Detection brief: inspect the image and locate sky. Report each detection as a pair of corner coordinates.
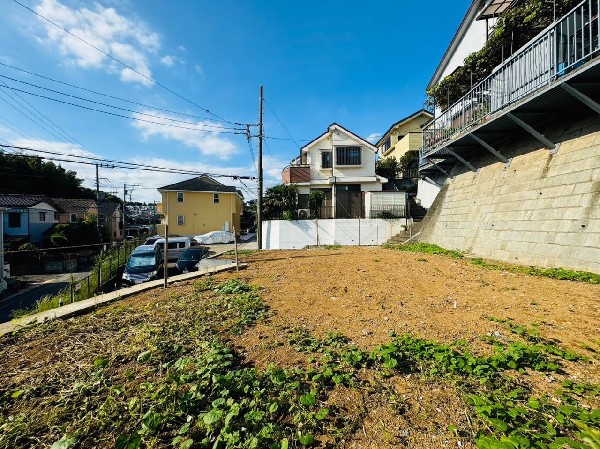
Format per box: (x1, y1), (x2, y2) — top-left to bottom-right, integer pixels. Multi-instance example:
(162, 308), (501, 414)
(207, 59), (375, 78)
(0, 0), (470, 203)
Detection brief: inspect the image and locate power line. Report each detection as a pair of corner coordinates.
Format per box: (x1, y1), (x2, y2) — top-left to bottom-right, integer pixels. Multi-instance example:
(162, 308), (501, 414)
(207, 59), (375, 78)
(0, 144), (257, 180)
(264, 98), (302, 150)
(0, 61), (241, 125)
(0, 78), (86, 150)
(3, 85), (248, 136)
(0, 75), (246, 132)
(12, 0), (243, 126)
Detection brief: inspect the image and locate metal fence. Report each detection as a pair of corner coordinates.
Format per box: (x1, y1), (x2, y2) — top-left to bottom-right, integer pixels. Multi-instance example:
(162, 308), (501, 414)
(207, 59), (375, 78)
(369, 205), (407, 219)
(423, 0), (600, 157)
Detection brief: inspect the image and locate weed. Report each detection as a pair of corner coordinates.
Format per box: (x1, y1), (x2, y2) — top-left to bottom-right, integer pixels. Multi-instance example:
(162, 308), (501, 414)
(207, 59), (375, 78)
(323, 244), (342, 250)
(385, 242), (464, 259)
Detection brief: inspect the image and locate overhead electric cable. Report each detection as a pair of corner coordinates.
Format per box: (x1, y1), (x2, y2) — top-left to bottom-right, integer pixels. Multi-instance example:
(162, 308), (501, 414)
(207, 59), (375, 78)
(0, 75), (245, 132)
(264, 98), (302, 150)
(0, 61), (240, 125)
(12, 0), (244, 126)
(0, 78), (87, 150)
(3, 86), (247, 135)
(0, 144), (257, 180)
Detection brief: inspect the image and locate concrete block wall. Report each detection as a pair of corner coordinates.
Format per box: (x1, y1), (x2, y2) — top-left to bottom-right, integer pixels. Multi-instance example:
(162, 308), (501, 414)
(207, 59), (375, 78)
(420, 115), (600, 273)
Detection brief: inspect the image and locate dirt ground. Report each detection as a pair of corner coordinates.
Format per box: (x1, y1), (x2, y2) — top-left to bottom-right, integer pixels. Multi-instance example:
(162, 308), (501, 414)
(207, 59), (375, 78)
(225, 246), (600, 448)
(1, 246), (599, 448)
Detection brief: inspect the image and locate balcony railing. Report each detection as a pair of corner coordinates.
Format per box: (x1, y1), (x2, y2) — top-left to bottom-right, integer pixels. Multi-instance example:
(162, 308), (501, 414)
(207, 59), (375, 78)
(422, 0), (600, 158)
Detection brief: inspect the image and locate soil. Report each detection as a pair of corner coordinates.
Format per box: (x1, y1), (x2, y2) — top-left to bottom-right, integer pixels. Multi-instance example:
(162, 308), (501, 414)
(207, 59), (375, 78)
(1, 246), (599, 448)
(225, 246), (600, 448)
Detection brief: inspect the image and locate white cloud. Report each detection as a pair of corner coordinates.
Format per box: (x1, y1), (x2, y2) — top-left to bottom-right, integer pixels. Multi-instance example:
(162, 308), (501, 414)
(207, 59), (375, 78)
(366, 133), (382, 144)
(132, 110), (240, 160)
(34, 0), (159, 86)
(194, 64), (204, 75)
(160, 55), (174, 66)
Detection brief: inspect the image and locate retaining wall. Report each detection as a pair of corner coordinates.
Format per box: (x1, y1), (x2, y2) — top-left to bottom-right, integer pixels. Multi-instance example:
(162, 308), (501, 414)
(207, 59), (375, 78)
(420, 114), (600, 273)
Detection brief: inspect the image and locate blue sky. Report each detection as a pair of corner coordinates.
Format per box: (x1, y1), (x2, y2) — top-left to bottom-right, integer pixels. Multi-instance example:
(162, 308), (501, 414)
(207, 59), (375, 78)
(0, 0), (469, 202)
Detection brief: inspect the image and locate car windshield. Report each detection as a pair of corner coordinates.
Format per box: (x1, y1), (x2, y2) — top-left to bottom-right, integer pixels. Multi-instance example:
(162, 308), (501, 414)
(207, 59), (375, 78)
(179, 250), (202, 261)
(127, 253), (156, 268)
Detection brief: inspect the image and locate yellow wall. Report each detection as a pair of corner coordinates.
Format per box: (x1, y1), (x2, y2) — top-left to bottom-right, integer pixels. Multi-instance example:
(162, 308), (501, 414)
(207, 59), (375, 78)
(383, 132), (424, 160)
(379, 113), (432, 160)
(159, 190), (243, 235)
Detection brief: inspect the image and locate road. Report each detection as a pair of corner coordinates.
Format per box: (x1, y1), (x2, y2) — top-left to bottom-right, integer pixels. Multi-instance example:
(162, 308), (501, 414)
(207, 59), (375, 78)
(0, 271), (90, 323)
(0, 236), (257, 323)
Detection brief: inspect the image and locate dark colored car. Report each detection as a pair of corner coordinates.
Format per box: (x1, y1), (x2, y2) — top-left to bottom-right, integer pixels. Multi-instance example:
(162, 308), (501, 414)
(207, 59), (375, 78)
(122, 245), (163, 286)
(176, 247), (209, 273)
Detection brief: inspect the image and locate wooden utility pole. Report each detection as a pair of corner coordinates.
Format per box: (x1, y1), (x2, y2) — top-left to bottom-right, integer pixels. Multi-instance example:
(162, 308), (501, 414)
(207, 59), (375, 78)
(95, 164), (101, 244)
(257, 85), (264, 250)
(163, 224), (168, 289)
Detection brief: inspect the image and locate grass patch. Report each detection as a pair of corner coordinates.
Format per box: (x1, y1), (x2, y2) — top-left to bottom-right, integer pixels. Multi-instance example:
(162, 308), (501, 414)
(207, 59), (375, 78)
(385, 242), (464, 259)
(386, 243), (600, 284)
(322, 244), (342, 250)
(472, 258), (600, 284)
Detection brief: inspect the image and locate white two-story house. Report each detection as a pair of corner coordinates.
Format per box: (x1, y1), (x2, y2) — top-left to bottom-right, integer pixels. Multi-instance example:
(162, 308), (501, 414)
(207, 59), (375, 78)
(282, 123), (387, 218)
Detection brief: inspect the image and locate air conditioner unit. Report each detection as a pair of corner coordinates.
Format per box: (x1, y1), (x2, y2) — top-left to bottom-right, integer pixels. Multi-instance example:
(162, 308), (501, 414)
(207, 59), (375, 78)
(297, 208), (311, 219)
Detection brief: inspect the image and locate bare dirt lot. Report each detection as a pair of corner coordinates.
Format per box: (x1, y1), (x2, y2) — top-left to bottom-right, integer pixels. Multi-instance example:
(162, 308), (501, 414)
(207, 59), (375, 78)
(1, 246), (599, 449)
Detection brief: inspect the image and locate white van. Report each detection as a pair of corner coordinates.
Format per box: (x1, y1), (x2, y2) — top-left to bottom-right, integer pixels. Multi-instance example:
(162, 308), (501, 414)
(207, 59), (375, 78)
(154, 237), (192, 262)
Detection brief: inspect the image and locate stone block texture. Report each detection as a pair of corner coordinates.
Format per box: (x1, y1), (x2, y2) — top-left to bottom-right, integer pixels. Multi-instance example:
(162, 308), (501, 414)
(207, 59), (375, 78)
(420, 115), (600, 273)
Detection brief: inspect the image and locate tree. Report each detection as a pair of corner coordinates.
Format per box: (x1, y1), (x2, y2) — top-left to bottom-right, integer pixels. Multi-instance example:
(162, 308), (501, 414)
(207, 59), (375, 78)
(375, 156), (398, 179)
(398, 151), (419, 178)
(308, 190), (325, 218)
(262, 184), (298, 220)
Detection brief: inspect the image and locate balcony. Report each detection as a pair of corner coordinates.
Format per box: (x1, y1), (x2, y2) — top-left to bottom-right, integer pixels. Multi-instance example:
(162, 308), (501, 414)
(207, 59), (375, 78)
(282, 164), (310, 184)
(421, 0), (600, 176)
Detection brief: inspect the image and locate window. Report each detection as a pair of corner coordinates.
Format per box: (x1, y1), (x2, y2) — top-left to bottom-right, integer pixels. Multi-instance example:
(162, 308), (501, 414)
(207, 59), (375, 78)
(8, 212), (21, 228)
(321, 150), (332, 169)
(39, 212), (46, 222)
(177, 192), (184, 203)
(382, 137), (391, 152)
(54, 212), (59, 221)
(213, 193), (220, 203)
(177, 214), (185, 226)
(70, 213), (77, 223)
(336, 146), (361, 166)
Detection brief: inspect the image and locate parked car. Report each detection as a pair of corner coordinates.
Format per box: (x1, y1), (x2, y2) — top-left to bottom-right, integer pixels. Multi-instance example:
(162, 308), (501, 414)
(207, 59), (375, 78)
(176, 247), (210, 273)
(194, 231), (234, 244)
(143, 235), (162, 246)
(122, 245), (163, 286)
(154, 236), (192, 262)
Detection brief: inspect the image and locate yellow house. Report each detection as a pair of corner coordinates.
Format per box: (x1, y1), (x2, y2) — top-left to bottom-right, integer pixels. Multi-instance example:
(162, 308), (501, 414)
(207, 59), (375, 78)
(376, 110), (433, 160)
(157, 176), (243, 236)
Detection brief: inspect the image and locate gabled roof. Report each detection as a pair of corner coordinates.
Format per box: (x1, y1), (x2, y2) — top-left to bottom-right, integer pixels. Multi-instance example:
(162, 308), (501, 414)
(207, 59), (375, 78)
(301, 123), (378, 153)
(157, 175), (238, 194)
(375, 109), (434, 148)
(0, 194), (50, 208)
(98, 202), (120, 215)
(51, 198), (96, 214)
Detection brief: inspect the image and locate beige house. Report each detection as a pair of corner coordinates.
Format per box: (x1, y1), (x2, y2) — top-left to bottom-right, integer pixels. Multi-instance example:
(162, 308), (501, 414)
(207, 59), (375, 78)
(157, 176), (243, 235)
(282, 123), (387, 218)
(375, 110), (433, 161)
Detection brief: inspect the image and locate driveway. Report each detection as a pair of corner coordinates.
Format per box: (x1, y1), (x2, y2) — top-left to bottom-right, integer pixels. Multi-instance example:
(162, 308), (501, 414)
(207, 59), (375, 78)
(0, 271), (90, 323)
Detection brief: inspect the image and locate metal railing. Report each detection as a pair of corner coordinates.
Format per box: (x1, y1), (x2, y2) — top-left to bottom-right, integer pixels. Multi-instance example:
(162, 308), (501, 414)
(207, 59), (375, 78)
(422, 0), (600, 158)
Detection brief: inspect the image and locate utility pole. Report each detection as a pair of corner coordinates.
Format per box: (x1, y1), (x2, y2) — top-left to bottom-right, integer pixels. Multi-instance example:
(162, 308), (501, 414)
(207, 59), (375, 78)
(96, 164), (101, 244)
(123, 184), (127, 238)
(257, 85), (264, 250)
(123, 183), (141, 239)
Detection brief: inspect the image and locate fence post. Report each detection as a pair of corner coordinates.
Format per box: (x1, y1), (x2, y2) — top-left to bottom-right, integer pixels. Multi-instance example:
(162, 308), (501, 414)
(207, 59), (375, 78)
(233, 226), (239, 271)
(70, 281), (74, 303)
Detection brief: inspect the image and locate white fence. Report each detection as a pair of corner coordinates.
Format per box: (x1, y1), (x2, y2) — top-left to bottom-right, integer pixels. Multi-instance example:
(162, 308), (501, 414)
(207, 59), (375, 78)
(262, 219), (407, 250)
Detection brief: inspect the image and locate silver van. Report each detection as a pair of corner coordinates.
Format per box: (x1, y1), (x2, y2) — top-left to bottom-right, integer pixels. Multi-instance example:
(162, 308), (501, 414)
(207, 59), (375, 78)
(154, 236), (192, 262)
